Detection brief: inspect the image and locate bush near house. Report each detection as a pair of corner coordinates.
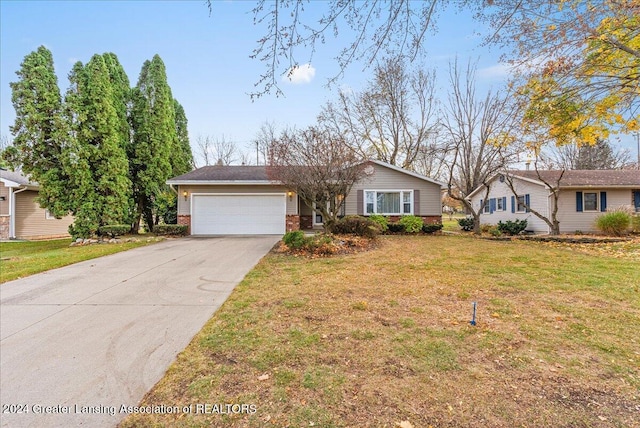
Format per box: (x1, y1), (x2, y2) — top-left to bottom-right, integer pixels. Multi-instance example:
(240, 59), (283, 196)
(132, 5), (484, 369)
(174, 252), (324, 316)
(152, 224), (188, 236)
(332, 215), (382, 238)
(458, 217), (474, 231)
(422, 223), (443, 234)
(497, 219), (528, 236)
(283, 230), (307, 249)
(397, 215), (424, 233)
(368, 214), (389, 232)
(98, 224), (131, 238)
(632, 215), (640, 234)
(596, 210), (631, 236)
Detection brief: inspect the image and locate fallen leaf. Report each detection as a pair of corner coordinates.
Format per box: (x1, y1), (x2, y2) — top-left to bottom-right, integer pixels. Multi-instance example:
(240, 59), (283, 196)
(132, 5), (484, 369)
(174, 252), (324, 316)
(491, 312), (500, 318)
(258, 373), (270, 381)
(396, 421), (414, 428)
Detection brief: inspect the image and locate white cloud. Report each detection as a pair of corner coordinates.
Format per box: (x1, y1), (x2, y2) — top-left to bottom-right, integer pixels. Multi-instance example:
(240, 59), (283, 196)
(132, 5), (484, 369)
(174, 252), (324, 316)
(477, 63), (513, 80)
(283, 63), (316, 84)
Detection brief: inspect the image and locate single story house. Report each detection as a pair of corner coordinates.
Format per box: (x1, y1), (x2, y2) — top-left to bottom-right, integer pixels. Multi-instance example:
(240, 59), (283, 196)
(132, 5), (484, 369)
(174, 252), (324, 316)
(467, 169), (640, 234)
(0, 169), (74, 240)
(167, 160), (444, 235)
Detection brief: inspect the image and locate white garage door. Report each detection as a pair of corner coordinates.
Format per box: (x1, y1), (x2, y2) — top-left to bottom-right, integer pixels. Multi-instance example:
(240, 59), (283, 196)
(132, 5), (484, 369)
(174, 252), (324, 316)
(192, 194), (286, 235)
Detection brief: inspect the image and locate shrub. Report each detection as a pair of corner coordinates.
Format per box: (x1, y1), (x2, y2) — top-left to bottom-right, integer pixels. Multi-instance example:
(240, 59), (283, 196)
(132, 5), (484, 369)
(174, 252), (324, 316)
(632, 215), (640, 234)
(595, 211), (631, 236)
(387, 223), (406, 233)
(332, 216), (382, 238)
(368, 214), (389, 232)
(98, 224), (130, 238)
(497, 219), (528, 236)
(480, 224), (494, 234)
(458, 217), (474, 232)
(422, 223), (443, 234)
(152, 224), (188, 236)
(398, 215), (424, 233)
(283, 230), (307, 249)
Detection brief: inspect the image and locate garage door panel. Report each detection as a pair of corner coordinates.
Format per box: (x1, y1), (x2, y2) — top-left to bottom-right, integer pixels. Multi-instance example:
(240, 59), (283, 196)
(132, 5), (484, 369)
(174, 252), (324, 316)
(192, 194), (285, 235)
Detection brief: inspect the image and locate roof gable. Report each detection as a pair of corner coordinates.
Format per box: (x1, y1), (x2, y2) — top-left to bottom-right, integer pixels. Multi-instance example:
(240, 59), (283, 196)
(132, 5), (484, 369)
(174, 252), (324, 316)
(0, 169), (38, 188)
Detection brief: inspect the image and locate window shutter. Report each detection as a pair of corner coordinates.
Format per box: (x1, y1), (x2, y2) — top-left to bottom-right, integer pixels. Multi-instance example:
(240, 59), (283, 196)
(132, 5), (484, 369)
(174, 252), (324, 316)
(634, 191), (640, 212)
(600, 192), (607, 212)
(502, 197), (506, 211)
(357, 190), (363, 215)
(480, 199), (484, 213)
(525, 194), (530, 213)
(511, 196), (515, 213)
(490, 198), (496, 214)
(576, 192), (583, 212)
(413, 190), (420, 215)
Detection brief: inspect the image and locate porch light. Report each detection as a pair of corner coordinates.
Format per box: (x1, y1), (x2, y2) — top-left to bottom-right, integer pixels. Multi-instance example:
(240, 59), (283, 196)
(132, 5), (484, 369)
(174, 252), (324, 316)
(183, 190), (188, 200)
(287, 191), (294, 199)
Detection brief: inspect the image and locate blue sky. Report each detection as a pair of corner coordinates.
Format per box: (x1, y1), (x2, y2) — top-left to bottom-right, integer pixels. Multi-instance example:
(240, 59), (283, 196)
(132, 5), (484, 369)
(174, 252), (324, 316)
(2, 1), (634, 165)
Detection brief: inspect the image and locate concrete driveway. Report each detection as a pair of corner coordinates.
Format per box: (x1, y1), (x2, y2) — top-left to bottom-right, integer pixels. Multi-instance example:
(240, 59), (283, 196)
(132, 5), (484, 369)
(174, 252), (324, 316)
(0, 236), (280, 428)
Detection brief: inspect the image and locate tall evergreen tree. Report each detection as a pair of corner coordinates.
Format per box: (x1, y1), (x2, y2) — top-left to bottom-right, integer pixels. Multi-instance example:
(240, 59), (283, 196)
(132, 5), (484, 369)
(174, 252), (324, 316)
(7, 46), (70, 217)
(64, 55), (131, 238)
(173, 99), (194, 175)
(130, 55), (176, 232)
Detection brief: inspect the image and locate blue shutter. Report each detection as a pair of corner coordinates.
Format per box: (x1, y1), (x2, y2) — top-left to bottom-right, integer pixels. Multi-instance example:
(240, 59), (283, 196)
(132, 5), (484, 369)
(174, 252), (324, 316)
(511, 196), (515, 213)
(576, 192), (583, 212)
(635, 191), (640, 212)
(502, 197), (507, 211)
(600, 192), (607, 212)
(525, 194), (530, 213)
(490, 198), (496, 214)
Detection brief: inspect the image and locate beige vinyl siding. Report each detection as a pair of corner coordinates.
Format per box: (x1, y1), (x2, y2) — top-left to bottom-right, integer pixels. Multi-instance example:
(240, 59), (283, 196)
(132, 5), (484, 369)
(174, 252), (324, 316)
(556, 189), (632, 233)
(0, 182), (9, 216)
(177, 185), (297, 215)
(345, 164), (442, 216)
(471, 178), (550, 233)
(15, 190), (73, 239)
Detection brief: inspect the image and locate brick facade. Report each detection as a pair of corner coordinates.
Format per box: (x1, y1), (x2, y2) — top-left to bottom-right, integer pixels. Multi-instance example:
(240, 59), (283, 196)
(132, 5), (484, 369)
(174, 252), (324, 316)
(177, 215), (191, 235)
(0, 216), (9, 240)
(300, 215), (313, 230)
(286, 214), (300, 232)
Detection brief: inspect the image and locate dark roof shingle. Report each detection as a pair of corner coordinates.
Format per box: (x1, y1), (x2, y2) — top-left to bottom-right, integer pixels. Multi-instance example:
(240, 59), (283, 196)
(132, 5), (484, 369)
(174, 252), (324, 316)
(511, 169), (640, 187)
(168, 165), (271, 182)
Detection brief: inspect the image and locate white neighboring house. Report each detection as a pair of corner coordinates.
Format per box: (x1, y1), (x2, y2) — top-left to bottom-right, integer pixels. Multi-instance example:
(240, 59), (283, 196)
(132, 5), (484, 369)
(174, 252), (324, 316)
(466, 170), (640, 234)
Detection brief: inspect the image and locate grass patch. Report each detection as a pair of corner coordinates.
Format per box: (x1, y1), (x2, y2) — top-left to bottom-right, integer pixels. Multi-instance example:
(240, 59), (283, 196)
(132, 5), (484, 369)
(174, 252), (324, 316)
(120, 235), (640, 428)
(0, 237), (162, 283)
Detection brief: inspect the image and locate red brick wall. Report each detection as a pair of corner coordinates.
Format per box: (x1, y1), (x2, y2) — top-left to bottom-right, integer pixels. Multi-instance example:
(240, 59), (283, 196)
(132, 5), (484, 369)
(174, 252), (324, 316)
(300, 215), (313, 230)
(177, 215), (191, 235)
(286, 215), (300, 232)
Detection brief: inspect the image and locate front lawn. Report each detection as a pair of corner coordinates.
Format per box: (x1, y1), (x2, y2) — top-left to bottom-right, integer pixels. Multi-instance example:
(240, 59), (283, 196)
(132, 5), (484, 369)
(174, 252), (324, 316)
(0, 237), (162, 283)
(120, 235), (639, 427)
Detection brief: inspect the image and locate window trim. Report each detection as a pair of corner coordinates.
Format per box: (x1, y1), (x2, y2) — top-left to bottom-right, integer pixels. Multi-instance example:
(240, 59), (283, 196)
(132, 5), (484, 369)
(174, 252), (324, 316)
(496, 197), (505, 212)
(364, 190), (413, 215)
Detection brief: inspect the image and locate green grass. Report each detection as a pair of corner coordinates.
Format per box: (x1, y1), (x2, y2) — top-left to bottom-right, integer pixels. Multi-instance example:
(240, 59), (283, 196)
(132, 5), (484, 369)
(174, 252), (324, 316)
(0, 237), (162, 283)
(120, 235), (640, 428)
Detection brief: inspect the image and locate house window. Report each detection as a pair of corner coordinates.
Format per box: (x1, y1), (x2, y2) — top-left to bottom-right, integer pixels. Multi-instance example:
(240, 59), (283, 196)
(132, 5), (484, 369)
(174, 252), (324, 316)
(583, 192), (598, 211)
(516, 196), (526, 212)
(483, 201), (490, 213)
(365, 190), (412, 215)
(497, 197), (504, 211)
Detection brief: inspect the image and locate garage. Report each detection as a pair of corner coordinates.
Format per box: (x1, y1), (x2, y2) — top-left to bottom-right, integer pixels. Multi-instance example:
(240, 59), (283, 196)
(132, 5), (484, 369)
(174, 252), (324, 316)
(191, 193), (286, 235)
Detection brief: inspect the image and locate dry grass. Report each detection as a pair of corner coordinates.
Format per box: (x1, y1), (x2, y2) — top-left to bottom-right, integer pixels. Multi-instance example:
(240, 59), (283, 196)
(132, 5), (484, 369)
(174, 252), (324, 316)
(120, 235), (640, 428)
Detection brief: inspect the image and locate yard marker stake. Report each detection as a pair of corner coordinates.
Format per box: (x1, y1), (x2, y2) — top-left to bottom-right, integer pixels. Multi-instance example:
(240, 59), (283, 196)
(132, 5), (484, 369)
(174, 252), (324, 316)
(470, 302), (477, 326)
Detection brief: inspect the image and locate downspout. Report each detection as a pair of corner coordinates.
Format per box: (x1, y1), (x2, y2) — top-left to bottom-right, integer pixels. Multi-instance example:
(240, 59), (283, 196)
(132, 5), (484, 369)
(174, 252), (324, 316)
(10, 186), (28, 239)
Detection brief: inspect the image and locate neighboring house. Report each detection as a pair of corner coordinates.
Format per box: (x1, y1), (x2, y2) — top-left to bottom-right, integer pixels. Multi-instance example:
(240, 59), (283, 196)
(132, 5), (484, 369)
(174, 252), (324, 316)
(167, 160), (444, 235)
(467, 169), (640, 234)
(0, 169), (74, 240)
